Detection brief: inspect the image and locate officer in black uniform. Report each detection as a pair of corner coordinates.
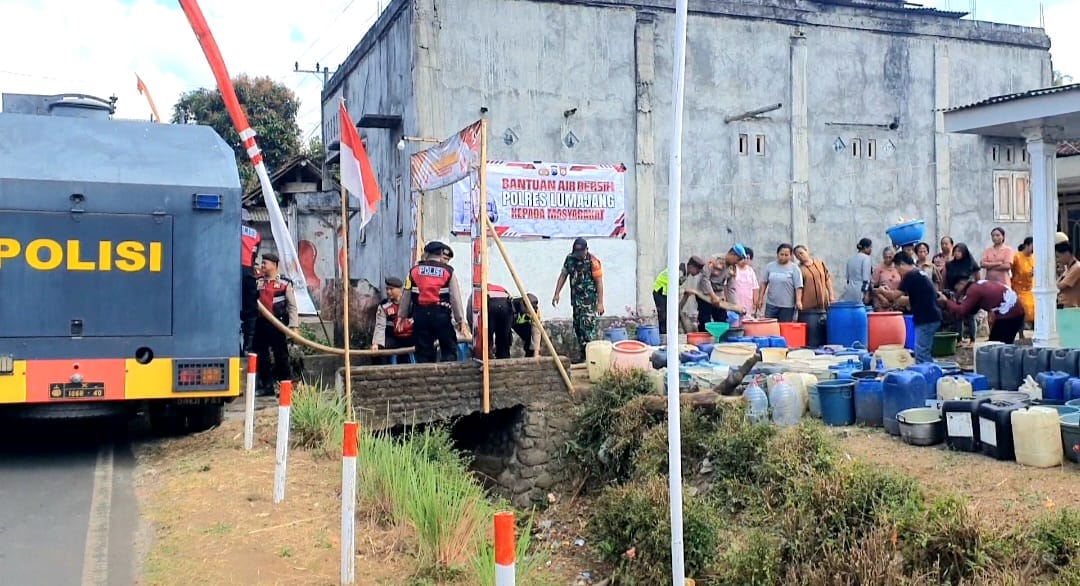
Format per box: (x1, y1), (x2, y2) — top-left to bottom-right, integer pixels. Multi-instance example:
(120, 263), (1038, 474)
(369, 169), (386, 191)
(240, 208), (262, 353)
(486, 283), (514, 359)
(399, 241), (469, 363)
(511, 293), (542, 357)
(253, 253), (299, 396)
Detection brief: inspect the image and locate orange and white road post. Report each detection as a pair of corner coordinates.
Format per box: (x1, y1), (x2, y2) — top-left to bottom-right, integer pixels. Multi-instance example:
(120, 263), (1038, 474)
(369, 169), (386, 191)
(244, 353), (257, 450)
(341, 421), (358, 584)
(494, 511), (516, 585)
(273, 380), (293, 504)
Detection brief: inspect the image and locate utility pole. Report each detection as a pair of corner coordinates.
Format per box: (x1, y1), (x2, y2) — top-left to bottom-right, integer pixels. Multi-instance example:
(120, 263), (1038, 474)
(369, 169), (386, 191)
(294, 61), (333, 89)
(293, 61), (337, 192)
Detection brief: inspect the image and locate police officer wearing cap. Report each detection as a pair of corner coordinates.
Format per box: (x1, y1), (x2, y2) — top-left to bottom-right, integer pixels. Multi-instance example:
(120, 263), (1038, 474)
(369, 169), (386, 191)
(371, 276), (413, 363)
(240, 207), (262, 353)
(253, 252), (298, 396)
(399, 241), (470, 363)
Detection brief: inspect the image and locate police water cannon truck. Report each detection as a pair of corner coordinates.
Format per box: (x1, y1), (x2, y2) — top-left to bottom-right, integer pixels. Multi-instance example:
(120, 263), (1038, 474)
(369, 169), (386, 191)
(0, 92), (242, 432)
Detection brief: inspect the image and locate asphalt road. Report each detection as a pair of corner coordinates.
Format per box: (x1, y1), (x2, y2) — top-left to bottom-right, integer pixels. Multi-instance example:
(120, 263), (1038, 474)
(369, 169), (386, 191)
(0, 419), (139, 586)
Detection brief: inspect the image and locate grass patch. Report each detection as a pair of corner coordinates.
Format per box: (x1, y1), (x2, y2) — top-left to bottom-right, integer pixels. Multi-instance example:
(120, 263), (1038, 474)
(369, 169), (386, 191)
(591, 476), (722, 585)
(289, 382), (346, 454)
(566, 369), (657, 487)
(572, 374), (1080, 585)
(468, 513), (554, 586)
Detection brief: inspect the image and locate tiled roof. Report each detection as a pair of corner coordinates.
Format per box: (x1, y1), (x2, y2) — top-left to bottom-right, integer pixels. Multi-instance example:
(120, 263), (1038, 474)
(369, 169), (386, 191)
(942, 83), (1080, 113)
(1061, 141), (1080, 158)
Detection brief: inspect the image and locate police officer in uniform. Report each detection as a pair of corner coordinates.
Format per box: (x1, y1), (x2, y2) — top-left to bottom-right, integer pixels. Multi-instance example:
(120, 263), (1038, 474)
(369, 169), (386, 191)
(511, 293), (542, 357)
(240, 208), (262, 353)
(254, 253), (299, 396)
(487, 283), (514, 359)
(399, 241), (469, 363)
(371, 276), (413, 363)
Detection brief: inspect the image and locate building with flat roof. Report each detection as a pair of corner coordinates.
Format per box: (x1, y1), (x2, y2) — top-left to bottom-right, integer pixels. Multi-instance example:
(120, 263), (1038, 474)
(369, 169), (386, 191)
(321, 0), (1051, 317)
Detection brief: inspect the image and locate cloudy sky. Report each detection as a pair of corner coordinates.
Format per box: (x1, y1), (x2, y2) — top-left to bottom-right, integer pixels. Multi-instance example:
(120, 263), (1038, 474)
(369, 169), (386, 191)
(0, 0), (1076, 143)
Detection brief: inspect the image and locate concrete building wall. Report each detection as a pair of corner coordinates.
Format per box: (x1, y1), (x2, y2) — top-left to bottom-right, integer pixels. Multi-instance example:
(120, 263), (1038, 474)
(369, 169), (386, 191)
(325, 0), (1051, 313)
(321, 2), (418, 288)
(411, 0), (641, 319)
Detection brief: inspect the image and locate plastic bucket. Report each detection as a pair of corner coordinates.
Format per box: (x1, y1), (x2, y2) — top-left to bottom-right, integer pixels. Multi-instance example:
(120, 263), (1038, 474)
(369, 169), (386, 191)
(779, 322), (807, 348)
(636, 325), (660, 346)
(1059, 308), (1080, 348)
(809, 385), (822, 418)
(687, 332), (714, 346)
(886, 220), (925, 247)
(1061, 413), (1080, 463)
(761, 348), (788, 363)
(932, 332), (959, 357)
(604, 327), (628, 343)
(817, 380), (856, 426)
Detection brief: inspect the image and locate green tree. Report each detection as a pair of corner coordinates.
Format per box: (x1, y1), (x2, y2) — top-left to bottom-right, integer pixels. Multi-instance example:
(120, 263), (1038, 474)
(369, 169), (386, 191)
(1053, 70), (1074, 87)
(303, 136), (325, 161)
(172, 74), (302, 192)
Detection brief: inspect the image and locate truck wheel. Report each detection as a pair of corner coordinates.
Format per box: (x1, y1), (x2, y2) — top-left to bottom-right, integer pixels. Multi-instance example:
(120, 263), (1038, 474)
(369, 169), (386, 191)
(186, 403), (224, 432)
(149, 405), (187, 436)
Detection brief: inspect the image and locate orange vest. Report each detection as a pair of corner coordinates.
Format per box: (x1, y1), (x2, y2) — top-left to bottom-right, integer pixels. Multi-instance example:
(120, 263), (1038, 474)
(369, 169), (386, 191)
(408, 260), (454, 307)
(257, 276), (292, 325)
(380, 299), (413, 338)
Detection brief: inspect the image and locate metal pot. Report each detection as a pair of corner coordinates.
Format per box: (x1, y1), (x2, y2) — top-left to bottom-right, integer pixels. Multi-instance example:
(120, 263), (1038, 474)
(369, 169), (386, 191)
(896, 407), (945, 446)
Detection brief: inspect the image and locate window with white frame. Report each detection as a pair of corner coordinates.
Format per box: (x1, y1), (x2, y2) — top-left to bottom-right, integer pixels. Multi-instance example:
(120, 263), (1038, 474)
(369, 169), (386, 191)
(993, 170), (1030, 222)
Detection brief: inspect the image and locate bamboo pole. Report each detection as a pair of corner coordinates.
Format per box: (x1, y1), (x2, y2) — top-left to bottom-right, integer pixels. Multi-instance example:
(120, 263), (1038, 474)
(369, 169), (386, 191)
(414, 190), (425, 263)
(484, 216), (575, 395)
(257, 303), (414, 356)
(478, 119), (491, 414)
(341, 183), (354, 421)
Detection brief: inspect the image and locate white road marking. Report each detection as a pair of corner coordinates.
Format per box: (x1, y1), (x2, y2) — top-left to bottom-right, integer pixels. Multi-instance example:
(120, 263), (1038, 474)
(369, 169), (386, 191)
(81, 444), (114, 586)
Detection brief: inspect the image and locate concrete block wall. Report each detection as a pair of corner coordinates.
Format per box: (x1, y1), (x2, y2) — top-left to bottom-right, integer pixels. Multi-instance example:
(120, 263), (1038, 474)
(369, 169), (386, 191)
(345, 357), (574, 506)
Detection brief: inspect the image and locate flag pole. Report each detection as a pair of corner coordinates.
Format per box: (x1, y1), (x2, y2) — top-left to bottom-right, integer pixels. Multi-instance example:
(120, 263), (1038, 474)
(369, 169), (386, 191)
(341, 176), (354, 419)
(666, 0), (690, 582)
(478, 118), (491, 414)
(414, 191), (425, 263)
(339, 98), (356, 585)
(135, 73), (163, 123)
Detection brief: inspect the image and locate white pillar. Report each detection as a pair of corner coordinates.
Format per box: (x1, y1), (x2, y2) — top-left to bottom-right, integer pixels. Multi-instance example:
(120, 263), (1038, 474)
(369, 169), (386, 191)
(933, 43), (951, 239)
(634, 13), (658, 311)
(1026, 132), (1061, 348)
(790, 31), (810, 246)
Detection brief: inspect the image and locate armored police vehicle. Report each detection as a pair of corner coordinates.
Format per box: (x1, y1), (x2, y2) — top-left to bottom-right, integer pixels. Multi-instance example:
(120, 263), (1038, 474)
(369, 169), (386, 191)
(0, 92), (242, 432)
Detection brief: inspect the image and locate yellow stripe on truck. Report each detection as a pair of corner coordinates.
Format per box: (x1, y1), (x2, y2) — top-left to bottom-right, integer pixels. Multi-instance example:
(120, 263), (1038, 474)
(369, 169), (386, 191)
(0, 360), (28, 404)
(124, 357), (242, 400)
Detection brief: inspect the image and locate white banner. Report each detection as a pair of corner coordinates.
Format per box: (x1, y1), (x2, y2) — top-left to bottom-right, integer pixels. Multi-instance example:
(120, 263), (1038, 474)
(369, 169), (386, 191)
(256, 162), (318, 315)
(452, 161), (627, 238)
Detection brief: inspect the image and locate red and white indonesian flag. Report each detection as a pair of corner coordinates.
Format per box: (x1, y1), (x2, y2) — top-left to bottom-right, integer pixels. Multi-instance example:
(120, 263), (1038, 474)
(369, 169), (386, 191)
(410, 120), (482, 191)
(339, 101), (382, 229)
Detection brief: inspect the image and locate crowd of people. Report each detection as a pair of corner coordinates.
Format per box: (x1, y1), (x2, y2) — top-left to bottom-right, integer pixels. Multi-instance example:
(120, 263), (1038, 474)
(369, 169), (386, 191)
(652, 228), (1080, 365)
(240, 207), (1080, 393)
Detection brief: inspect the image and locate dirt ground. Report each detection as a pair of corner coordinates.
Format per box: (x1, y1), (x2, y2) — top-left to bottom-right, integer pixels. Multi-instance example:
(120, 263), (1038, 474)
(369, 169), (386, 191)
(134, 374), (1077, 585)
(831, 426), (1080, 529)
(132, 408), (598, 586)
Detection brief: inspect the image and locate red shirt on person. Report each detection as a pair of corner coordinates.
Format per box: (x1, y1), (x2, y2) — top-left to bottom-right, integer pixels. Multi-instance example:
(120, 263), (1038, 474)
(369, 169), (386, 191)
(944, 280), (1025, 321)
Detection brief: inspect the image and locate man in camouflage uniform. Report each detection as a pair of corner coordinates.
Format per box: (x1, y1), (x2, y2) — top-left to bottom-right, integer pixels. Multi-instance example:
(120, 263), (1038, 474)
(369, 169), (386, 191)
(552, 237), (605, 360)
